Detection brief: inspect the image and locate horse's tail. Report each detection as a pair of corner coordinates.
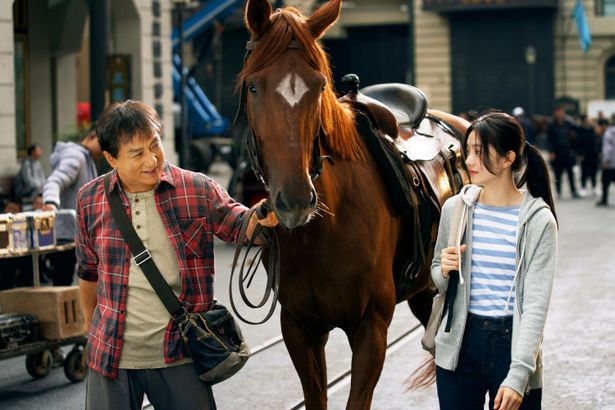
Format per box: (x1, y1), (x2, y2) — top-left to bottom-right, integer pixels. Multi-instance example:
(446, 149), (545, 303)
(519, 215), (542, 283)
(405, 355), (436, 390)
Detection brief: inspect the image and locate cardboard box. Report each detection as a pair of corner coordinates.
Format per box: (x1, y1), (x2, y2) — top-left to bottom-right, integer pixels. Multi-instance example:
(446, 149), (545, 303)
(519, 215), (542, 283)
(0, 286), (83, 340)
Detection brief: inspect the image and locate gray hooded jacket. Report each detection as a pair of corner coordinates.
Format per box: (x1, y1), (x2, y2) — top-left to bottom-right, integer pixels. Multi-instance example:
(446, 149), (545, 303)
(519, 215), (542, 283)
(431, 184), (557, 395)
(43, 141), (97, 210)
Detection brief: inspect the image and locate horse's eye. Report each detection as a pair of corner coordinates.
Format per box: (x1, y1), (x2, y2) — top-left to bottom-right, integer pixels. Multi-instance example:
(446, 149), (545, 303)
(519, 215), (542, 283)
(247, 83), (257, 94)
(321, 84), (326, 92)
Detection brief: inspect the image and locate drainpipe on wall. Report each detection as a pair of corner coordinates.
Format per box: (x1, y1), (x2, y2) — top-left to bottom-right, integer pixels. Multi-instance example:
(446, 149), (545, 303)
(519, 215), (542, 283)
(89, 0), (109, 123)
(407, 0), (414, 85)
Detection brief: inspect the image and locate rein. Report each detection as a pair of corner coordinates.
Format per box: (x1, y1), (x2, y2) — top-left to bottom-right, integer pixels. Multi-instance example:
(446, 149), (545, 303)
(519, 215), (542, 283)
(229, 202), (281, 325)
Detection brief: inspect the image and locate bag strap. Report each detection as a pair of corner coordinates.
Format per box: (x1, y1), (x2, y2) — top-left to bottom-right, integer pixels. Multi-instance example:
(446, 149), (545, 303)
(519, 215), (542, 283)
(441, 198), (466, 332)
(103, 174), (184, 318)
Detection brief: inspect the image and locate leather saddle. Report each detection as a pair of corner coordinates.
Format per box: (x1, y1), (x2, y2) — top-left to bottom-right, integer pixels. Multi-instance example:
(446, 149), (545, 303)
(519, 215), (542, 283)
(339, 75), (469, 302)
(339, 74), (467, 212)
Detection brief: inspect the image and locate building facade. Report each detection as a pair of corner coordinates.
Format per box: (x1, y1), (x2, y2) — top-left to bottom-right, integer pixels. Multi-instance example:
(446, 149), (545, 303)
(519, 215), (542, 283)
(0, 0), (176, 179)
(415, 0), (615, 116)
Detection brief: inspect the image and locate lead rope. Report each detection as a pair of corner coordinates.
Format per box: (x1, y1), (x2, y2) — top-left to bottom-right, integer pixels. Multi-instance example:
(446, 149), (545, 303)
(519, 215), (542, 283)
(229, 200), (281, 325)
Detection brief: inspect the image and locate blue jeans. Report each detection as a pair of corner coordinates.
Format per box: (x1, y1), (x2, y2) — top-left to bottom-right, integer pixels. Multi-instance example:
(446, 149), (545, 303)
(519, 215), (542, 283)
(436, 313), (542, 410)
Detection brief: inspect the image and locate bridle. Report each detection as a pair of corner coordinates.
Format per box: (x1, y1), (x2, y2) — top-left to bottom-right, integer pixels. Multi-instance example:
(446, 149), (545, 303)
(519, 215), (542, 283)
(235, 39), (333, 189)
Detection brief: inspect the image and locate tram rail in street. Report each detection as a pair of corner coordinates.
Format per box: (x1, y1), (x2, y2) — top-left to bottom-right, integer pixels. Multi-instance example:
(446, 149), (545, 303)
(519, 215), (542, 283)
(287, 323), (423, 410)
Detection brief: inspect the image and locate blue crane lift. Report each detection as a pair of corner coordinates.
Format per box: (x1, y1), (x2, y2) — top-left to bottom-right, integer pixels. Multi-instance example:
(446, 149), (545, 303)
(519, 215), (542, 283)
(171, 0), (245, 167)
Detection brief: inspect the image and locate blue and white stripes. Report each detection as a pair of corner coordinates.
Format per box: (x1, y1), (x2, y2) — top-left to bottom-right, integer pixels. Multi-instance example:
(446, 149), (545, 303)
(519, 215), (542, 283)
(469, 203), (520, 317)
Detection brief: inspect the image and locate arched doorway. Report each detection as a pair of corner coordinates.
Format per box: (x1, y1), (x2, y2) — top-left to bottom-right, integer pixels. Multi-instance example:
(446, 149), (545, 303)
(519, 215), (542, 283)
(605, 55), (615, 99)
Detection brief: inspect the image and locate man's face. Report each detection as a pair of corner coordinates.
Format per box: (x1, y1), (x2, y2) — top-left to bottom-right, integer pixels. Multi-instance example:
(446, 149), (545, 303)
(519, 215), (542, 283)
(33, 195), (43, 210)
(553, 108), (565, 122)
(103, 132), (165, 193)
(32, 146), (42, 160)
(86, 133), (102, 157)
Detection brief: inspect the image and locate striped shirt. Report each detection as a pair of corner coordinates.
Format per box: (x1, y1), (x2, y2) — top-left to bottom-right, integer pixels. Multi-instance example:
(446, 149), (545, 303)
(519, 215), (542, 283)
(469, 202), (520, 317)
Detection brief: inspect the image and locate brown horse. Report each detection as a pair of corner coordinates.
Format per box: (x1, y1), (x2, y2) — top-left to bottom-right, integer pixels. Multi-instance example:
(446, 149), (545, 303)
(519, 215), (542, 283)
(237, 0), (469, 408)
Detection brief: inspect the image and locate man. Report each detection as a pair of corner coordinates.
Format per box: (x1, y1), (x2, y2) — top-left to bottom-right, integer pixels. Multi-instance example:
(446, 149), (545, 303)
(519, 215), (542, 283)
(512, 106), (536, 145)
(574, 114), (599, 197)
(547, 105), (580, 199)
(76, 100), (277, 410)
(14, 143), (46, 200)
(597, 123), (615, 206)
(42, 124), (100, 211)
(41, 124), (100, 286)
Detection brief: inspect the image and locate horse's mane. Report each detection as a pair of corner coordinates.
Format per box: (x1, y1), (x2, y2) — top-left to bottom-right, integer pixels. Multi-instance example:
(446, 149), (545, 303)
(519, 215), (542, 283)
(238, 7), (362, 160)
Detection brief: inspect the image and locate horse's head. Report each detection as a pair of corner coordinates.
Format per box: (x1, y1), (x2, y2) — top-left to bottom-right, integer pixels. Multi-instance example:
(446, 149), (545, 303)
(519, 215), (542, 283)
(239, 0), (357, 229)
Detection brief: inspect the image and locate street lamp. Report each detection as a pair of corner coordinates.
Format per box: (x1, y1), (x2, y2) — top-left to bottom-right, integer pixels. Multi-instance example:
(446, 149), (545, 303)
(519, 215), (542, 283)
(172, 0), (190, 169)
(525, 45), (537, 115)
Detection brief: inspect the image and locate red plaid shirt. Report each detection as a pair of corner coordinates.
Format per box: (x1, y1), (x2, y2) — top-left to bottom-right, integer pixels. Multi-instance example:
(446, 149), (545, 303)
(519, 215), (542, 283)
(76, 162), (248, 379)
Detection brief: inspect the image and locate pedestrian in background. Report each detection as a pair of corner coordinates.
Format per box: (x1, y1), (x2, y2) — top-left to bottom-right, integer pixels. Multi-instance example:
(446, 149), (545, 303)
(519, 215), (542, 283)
(42, 124), (99, 212)
(597, 123), (615, 206)
(575, 114), (599, 197)
(41, 123), (100, 286)
(512, 107), (536, 145)
(14, 143), (46, 201)
(431, 112), (558, 410)
(547, 105), (580, 199)
(77, 100), (277, 410)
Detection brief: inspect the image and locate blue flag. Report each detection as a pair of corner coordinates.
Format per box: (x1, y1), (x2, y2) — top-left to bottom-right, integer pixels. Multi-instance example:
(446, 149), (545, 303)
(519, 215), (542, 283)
(573, 0), (592, 53)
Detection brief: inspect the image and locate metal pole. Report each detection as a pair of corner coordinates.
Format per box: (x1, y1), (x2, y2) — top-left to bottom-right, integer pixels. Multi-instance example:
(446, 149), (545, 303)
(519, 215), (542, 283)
(407, 0), (415, 85)
(89, 0), (109, 123)
(529, 63), (535, 115)
(525, 46), (536, 115)
(178, 3), (190, 169)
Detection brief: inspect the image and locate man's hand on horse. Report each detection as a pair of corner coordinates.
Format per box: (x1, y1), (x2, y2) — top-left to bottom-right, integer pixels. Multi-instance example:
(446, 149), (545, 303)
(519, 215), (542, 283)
(441, 245), (467, 278)
(253, 198), (279, 228)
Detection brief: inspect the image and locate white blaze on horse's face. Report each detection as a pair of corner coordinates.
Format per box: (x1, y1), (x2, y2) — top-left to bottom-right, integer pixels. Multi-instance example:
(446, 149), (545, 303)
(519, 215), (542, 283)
(276, 72), (309, 108)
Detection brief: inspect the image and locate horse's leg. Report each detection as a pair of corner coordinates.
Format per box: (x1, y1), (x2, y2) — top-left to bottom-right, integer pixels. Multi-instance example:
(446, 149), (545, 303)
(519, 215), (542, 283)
(346, 306), (392, 410)
(281, 308), (329, 410)
(408, 286), (436, 327)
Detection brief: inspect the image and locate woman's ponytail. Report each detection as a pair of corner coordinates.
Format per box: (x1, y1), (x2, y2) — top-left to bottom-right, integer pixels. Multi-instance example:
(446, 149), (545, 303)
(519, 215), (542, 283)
(518, 142), (558, 225)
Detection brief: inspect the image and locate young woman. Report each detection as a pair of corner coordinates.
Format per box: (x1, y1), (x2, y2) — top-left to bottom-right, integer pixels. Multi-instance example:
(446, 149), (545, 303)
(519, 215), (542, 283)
(430, 112), (558, 410)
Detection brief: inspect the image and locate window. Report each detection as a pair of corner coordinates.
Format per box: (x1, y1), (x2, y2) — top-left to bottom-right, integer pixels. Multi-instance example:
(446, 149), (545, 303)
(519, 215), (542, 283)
(13, 35), (29, 155)
(13, 0), (29, 156)
(596, 0), (615, 16)
(604, 55), (615, 99)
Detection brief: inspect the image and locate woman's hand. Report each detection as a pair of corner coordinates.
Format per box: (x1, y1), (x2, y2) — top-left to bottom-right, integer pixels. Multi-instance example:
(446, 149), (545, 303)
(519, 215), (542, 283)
(440, 245), (466, 278)
(494, 386), (522, 410)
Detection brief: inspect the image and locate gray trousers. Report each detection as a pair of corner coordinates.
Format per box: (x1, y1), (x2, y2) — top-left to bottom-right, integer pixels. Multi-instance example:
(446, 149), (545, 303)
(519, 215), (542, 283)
(85, 364), (216, 410)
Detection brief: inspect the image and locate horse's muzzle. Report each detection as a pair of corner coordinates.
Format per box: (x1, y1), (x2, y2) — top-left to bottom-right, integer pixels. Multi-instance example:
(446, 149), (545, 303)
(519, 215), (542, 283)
(273, 187), (317, 229)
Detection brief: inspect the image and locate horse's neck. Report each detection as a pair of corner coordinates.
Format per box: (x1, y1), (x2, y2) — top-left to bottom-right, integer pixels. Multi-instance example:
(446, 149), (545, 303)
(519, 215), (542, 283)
(314, 151), (375, 217)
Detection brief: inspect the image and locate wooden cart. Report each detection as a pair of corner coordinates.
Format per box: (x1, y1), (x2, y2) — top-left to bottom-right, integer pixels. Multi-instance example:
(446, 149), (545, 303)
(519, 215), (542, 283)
(0, 243), (87, 382)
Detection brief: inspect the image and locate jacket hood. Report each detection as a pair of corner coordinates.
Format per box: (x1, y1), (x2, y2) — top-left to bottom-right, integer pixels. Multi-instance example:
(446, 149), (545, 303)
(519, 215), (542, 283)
(459, 184), (550, 225)
(49, 141), (88, 168)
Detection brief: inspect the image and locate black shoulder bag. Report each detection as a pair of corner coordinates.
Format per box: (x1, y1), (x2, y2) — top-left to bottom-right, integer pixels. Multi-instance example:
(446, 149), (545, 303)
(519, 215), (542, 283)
(103, 174), (249, 384)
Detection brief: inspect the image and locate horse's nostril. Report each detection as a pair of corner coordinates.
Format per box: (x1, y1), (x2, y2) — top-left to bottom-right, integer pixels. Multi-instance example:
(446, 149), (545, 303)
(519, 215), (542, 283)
(310, 188), (317, 207)
(275, 192), (291, 213)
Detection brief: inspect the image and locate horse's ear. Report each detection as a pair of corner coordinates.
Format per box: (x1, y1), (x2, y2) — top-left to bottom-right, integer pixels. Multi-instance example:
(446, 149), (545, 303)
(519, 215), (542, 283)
(307, 0), (342, 39)
(245, 0), (272, 38)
